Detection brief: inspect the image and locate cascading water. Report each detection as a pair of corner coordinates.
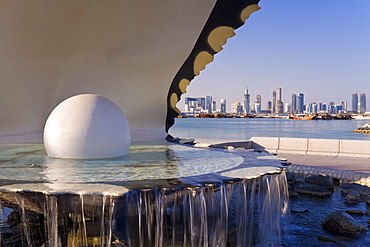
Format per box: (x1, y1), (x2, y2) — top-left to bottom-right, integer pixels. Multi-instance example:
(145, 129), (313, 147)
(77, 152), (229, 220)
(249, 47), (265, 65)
(0, 173), (289, 246)
(0, 142), (290, 246)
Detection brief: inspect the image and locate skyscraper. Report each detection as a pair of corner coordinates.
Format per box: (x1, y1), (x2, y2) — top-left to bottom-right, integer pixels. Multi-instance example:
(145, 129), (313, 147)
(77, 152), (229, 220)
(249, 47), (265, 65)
(277, 86), (282, 102)
(284, 102), (291, 113)
(328, 101), (335, 114)
(206, 96), (212, 113)
(341, 101), (347, 112)
(276, 86), (284, 114)
(297, 93), (304, 113)
(220, 99), (226, 113)
(360, 93), (366, 113)
(232, 102), (243, 115)
(272, 90), (276, 113)
(291, 94), (297, 113)
(196, 97), (205, 110)
(352, 92), (358, 113)
(243, 87), (250, 114)
(254, 103), (261, 113)
(256, 94), (261, 104)
(266, 101), (272, 113)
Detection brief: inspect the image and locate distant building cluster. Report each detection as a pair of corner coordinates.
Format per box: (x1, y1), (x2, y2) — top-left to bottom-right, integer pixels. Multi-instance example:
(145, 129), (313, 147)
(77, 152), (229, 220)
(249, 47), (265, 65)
(183, 87), (367, 115)
(184, 96), (227, 114)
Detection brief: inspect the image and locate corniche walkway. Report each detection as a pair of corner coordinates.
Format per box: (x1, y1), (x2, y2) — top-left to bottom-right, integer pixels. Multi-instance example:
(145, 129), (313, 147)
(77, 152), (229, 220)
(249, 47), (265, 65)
(276, 154), (370, 174)
(193, 138), (370, 186)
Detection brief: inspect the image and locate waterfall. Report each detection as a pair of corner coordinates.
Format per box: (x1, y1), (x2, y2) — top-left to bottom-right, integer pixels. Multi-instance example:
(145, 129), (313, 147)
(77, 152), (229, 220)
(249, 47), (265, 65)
(0, 172), (289, 246)
(116, 172), (289, 246)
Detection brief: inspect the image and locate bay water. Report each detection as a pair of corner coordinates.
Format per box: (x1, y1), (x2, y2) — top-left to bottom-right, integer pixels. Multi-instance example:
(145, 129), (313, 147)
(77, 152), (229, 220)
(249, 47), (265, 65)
(169, 118), (370, 141)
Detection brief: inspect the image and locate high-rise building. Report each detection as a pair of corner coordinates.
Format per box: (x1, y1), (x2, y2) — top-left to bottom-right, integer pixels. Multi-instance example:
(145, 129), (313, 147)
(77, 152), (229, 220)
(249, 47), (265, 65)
(328, 101), (335, 113)
(272, 90), (276, 113)
(322, 103), (327, 112)
(360, 93), (366, 113)
(195, 97), (205, 110)
(254, 103), (261, 113)
(291, 94), (297, 113)
(243, 87), (250, 114)
(318, 102), (323, 112)
(276, 86), (284, 114)
(341, 101), (347, 112)
(184, 97), (193, 112)
(307, 102), (318, 113)
(266, 101), (272, 113)
(352, 92), (358, 113)
(232, 101), (243, 115)
(284, 102), (291, 113)
(297, 93), (304, 113)
(212, 99), (216, 113)
(256, 94), (261, 104)
(277, 86), (282, 102)
(206, 96), (212, 113)
(220, 99), (226, 113)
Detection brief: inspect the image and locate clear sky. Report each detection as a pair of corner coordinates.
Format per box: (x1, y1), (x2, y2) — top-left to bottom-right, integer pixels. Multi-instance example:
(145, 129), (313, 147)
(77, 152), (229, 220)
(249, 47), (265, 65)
(178, 0), (370, 112)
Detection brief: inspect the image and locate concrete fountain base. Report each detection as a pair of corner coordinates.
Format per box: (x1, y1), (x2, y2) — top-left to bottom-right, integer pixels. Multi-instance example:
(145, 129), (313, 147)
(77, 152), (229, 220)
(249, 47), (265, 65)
(0, 141), (288, 246)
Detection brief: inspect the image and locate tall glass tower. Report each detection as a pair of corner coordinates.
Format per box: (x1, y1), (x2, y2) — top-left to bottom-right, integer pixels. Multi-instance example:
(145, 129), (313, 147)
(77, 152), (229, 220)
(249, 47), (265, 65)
(243, 87), (250, 114)
(206, 96), (212, 113)
(360, 93), (366, 113)
(291, 94), (297, 113)
(352, 92), (358, 113)
(297, 93), (304, 113)
(272, 90), (276, 113)
(220, 99), (226, 113)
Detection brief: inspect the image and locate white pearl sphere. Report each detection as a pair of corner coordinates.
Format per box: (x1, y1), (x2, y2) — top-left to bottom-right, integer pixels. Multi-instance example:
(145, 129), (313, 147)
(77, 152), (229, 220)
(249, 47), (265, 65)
(44, 94), (131, 159)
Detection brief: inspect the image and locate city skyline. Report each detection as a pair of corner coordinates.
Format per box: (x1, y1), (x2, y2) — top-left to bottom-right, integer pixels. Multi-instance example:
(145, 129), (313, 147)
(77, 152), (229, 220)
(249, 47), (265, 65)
(182, 88), (367, 114)
(178, 0), (370, 112)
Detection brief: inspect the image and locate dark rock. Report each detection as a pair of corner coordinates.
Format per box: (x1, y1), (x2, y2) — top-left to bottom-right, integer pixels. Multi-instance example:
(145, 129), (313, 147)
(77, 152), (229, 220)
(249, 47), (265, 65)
(295, 174), (305, 185)
(366, 210), (370, 217)
(344, 191), (364, 206)
(341, 183), (370, 195)
(361, 194), (370, 205)
(322, 210), (367, 239)
(317, 236), (336, 243)
(317, 236), (345, 246)
(305, 174), (334, 189)
(286, 172), (296, 183)
(295, 184), (332, 198)
(345, 210), (364, 216)
(291, 208), (309, 213)
(281, 162), (291, 166)
(165, 135), (180, 142)
(178, 138), (195, 145)
(288, 188), (299, 198)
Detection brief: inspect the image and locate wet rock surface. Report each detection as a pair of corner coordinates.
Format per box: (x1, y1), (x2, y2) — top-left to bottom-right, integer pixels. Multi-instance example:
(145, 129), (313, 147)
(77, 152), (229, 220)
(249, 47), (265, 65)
(295, 183), (332, 197)
(284, 172), (370, 246)
(305, 174), (334, 189)
(322, 210), (367, 239)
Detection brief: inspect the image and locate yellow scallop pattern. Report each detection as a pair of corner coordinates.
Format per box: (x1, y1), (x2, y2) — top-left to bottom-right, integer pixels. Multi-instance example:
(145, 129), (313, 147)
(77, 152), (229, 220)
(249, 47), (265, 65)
(207, 26), (236, 52)
(179, 79), (191, 94)
(193, 51), (214, 76)
(240, 4), (261, 22)
(170, 93), (181, 113)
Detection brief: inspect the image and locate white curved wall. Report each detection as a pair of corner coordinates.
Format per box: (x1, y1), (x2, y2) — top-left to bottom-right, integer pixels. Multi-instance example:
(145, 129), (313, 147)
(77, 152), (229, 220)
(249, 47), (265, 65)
(0, 0), (216, 142)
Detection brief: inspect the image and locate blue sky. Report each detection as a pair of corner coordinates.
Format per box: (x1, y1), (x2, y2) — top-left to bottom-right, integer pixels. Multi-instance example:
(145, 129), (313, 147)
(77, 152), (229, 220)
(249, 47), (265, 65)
(178, 0), (370, 111)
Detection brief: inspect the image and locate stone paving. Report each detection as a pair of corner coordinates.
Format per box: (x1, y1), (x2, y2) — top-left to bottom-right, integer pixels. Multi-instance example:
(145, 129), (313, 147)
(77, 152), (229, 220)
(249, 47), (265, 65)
(278, 154), (370, 186)
(277, 154), (370, 173)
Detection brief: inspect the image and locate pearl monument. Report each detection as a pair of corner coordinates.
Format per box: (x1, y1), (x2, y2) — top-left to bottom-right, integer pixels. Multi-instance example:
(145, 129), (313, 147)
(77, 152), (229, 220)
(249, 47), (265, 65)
(43, 94), (131, 159)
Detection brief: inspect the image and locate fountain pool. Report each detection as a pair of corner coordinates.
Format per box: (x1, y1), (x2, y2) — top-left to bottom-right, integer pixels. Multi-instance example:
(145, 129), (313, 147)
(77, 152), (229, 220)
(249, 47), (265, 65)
(0, 141), (289, 246)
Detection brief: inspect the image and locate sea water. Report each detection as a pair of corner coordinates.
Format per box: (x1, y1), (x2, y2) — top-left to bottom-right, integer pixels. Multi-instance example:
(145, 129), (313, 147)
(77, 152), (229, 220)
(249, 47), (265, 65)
(169, 118), (370, 140)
